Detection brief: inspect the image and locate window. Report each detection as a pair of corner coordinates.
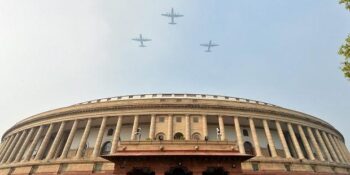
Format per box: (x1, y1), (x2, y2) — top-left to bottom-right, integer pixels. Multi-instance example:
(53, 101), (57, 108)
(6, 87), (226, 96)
(100, 141), (112, 155)
(174, 132), (184, 140)
(243, 129), (249, 136)
(192, 133), (201, 140)
(244, 141), (254, 155)
(176, 117), (182, 123)
(82, 143), (88, 156)
(107, 129), (114, 136)
(193, 117), (199, 123)
(159, 117), (165, 123)
(156, 133), (165, 140)
(267, 144), (272, 157)
(252, 163), (259, 171)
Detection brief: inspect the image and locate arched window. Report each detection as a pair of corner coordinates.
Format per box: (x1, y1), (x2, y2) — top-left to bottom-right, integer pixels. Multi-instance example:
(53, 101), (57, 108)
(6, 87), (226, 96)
(244, 141), (254, 155)
(107, 129), (114, 136)
(100, 141), (112, 155)
(191, 133), (201, 141)
(155, 132), (166, 141)
(243, 129), (249, 137)
(173, 132), (184, 140)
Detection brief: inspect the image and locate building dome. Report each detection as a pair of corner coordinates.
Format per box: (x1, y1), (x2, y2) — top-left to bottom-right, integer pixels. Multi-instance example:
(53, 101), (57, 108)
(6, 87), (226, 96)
(0, 93), (349, 175)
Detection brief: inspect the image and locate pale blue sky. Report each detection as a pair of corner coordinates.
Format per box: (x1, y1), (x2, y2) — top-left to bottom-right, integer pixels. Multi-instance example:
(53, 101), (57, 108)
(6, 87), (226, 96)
(0, 1), (349, 147)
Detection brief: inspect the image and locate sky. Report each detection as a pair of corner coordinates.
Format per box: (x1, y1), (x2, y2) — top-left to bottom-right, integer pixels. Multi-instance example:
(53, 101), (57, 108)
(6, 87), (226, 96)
(0, 1), (349, 147)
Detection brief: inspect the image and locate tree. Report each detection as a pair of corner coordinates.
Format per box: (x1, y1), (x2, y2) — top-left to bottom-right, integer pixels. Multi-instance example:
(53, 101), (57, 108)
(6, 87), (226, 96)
(338, 0), (350, 79)
(339, 0), (350, 10)
(339, 36), (350, 79)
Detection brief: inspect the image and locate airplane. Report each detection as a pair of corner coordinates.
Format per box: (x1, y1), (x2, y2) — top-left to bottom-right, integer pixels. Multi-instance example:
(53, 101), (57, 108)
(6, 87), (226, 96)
(132, 34), (152, 47)
(161, 8), (184, 25)
(200, 40), (219, 52)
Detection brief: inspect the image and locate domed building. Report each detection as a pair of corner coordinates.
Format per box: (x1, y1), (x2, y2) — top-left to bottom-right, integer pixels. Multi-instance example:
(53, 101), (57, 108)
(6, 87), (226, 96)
(0, 93), (349, 175)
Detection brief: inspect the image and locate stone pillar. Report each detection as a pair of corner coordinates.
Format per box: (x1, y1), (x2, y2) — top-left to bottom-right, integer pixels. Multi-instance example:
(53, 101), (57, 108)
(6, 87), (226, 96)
(275, 121), (291, 159)
(7, 130), (27, 163)
(249, 118), (262, 156)
(15, 128), (35, 162)
(54, 135), (66, 159)
(339, 139), (350, 161)
(131, 115), (139, 140)
(287, 123), (304, 159)
(0, 137), (12, 159)
(1, 132), (20, 164)
(336, 138), (350, 163)
(185, 115), (190, 140)
(202, 115), (208, 138)
(60, 120), (78, 159)
(315, 129), (332, 162)
(35, 123), (54, 160)
(328, 134), (345, 163)
(263, 119), (277, 157)
(1, 132), (20, 163)
(306, 127), (324, 161)
(24, 126), (44, 161)
(322, 131), (340, 162)
(298, 125), (315, 160)
(333, 137), (349, 163)
(75, 118), (92, 159)
(92, 117), (107, 158)
(149, 115), (156, 140)
(1, 136), (15, 160)
(167, 115), (173, 140)
(46, 122), (66, 160)
(111, 116), (123, 154)
(234, 116), (244, 154)
(218, 115), (225, 141)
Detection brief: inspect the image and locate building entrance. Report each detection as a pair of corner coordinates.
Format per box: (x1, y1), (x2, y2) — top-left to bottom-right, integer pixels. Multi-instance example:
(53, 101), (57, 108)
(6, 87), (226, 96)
(127, 167), (155, 175)
(202, 167), (228, 175)
(165, 166), (192, 175)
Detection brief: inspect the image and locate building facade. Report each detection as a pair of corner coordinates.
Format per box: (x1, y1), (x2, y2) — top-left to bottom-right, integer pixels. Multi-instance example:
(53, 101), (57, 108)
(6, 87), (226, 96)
(0, 93), (349, 175)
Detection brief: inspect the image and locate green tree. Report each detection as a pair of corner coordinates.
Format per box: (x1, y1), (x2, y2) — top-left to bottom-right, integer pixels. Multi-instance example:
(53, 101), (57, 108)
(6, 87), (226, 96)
(339, 0), (350, 79)
(339, 36), (350, 79)
(339, 0), (350, 10)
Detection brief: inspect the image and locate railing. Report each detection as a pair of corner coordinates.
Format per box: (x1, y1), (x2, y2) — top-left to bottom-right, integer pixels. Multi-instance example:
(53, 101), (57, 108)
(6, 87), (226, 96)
(76, 93), (277, 107)
(118, 140), (238, 145)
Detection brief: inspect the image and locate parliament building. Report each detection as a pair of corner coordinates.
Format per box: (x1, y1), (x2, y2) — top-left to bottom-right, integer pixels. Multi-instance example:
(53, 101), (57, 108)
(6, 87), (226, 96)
(0, 93), (349, 175)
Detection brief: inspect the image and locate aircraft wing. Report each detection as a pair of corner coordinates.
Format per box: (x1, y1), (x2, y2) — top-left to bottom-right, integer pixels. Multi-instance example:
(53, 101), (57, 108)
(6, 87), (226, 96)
(142, 38), (152, 42)
(173, 14), (184, 17)
(132, 38), (141, 41)
(161, 13), (171, 17)
(200, 44), (209, 47)
(211, 44), (219, 47)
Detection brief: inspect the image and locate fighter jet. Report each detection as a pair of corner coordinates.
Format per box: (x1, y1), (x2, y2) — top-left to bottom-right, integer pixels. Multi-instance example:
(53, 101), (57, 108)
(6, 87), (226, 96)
(132, 34), (152, 47)
(161, 8), (184, 25)
(200, 40), (219, 52)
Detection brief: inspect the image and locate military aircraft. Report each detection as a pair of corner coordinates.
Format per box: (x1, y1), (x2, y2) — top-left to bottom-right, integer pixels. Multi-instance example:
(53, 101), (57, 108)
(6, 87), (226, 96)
(132, 34), (152, 47)
(200, 40), (219, 52)
(161, 8), (184, 25)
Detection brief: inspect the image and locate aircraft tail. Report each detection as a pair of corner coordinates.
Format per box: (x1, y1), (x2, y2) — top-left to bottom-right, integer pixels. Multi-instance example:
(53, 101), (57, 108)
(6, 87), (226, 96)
(169, 22), (176, 25)
(140, 45), (146, 47)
